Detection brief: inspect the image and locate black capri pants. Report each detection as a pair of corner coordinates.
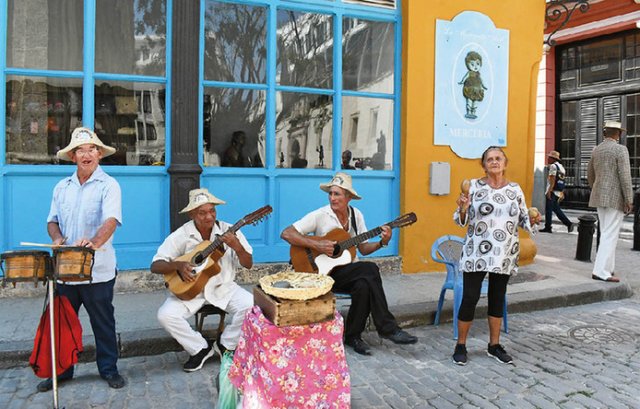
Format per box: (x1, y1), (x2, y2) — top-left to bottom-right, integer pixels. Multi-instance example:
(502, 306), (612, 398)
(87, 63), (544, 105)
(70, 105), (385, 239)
(458, 271), (509, 322)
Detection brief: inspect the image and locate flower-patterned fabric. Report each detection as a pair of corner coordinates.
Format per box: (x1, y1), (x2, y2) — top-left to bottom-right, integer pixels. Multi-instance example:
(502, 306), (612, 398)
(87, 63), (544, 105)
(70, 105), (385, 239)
(228, 306), (351, 408)
(453, 178), (534, 275)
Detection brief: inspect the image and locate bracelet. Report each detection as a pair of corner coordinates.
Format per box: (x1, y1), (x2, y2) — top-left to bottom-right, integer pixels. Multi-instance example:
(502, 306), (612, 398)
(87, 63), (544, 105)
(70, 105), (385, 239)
(379, 241), (388, 248)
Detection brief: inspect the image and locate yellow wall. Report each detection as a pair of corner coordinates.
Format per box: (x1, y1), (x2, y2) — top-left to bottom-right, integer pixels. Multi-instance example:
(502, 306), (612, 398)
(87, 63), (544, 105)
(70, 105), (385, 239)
(400, 0), (545, 273)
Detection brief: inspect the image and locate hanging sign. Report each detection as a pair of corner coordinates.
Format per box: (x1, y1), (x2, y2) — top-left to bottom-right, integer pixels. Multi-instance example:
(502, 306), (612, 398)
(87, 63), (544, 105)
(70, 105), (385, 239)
(434, 11), (510, 159)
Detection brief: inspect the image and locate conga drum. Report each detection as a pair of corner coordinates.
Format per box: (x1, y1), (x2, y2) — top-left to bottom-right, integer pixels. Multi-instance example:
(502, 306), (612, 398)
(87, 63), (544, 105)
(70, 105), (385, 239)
(0, 250), (51, 287)
(53, 247), (94, 283)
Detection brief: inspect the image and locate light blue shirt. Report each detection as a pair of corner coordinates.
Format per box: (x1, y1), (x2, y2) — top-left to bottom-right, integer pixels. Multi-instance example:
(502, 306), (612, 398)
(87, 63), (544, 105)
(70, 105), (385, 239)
(47, 166), (122, 284)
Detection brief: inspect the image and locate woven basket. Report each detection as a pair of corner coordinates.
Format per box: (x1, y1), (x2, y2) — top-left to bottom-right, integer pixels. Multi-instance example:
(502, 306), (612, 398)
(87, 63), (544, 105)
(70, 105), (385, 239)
(259, 271), (334, 301)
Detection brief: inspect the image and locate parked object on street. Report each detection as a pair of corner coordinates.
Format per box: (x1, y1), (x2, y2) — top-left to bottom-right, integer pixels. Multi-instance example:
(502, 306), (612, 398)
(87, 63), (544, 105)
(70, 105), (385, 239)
(575, 215), (597, 262)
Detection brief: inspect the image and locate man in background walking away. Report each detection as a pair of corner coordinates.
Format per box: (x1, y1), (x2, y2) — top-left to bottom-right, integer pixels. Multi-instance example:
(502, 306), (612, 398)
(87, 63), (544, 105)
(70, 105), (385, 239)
(587, 121), (634, 283)
(540, 150), (574, 233)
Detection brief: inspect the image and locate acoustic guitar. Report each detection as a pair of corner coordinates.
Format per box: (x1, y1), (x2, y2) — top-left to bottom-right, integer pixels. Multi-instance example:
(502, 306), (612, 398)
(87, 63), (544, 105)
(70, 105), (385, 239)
(290, 212), (417, 275)
(165, 205), (272, 300)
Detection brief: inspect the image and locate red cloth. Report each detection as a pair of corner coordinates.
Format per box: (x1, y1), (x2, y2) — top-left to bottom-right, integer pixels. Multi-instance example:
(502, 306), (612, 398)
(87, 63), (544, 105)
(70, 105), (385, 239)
(29, 295), (83, 378)
(229, 306), (351, 408)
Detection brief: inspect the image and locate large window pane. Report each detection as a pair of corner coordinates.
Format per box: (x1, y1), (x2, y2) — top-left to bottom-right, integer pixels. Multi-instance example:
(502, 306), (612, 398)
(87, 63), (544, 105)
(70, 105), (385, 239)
(95, 0), (166, 76)
(277, 10), (333, 89)
(578, 38), (622, 86)
(276, 92), (333, 169)
(341, 96), (392, 170)
(204, 1), (266, 83)
(343, 18), (394, 93)
(94, 81), (166, 166)
(6, 76), (83, 164)
(7, 0), (83, 70)
(203, 88), (266, 167)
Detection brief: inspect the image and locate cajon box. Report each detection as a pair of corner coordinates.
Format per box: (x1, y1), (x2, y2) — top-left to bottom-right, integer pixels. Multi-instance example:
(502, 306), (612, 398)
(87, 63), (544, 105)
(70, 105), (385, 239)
(253, 286), (335, 327)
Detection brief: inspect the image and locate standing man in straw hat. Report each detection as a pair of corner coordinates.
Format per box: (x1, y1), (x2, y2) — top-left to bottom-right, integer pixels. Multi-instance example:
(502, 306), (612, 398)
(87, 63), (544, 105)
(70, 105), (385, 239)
(540, 150), (574, 233)
(39, 127), (125, 392)
(588, 120), (634, 283)
(281, 173), (417, 356)
(151, 188), (253, 372)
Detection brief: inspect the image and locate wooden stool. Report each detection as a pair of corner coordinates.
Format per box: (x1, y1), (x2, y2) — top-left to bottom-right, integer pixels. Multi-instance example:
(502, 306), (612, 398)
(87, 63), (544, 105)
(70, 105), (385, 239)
(194, 304), (226, 337)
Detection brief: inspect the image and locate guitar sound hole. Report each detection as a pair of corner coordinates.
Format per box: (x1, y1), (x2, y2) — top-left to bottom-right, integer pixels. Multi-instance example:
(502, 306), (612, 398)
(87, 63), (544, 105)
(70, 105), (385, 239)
(193, 253), (204, 264)
(332, 245), (340, 257)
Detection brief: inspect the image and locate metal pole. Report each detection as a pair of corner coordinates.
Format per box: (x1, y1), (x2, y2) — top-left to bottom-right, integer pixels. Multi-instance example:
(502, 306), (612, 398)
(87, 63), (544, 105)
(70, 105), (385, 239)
(48, 279), (59, 409)
(633, 190), (640, 251)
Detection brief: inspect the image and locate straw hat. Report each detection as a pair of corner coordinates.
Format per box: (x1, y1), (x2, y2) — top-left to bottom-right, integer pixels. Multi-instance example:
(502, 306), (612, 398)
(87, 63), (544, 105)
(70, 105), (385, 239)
(179, 188), (226, 214)
(57, 127), (116, 161)
(547, 150), (561, 161)
(319, 172), (361, 200)
(603, 120), (625, 131)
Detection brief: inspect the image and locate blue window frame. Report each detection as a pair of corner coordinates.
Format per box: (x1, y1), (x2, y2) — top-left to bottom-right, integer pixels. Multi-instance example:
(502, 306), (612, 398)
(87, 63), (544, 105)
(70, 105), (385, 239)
(0, 0), (172, 268)
(199, 0), (402, 262)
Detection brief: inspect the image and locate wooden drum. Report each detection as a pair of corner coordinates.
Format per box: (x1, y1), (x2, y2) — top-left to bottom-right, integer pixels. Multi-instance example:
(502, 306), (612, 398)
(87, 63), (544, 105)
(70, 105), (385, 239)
(0, 250), (51, 287)
(53, 247), (95, 283)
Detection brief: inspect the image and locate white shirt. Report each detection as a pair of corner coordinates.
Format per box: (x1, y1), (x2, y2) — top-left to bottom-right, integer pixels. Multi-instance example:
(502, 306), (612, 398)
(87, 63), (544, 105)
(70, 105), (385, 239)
(292, 205), (367, 261)
(152, 220), (252, 312)
(547, 162), (566, 198)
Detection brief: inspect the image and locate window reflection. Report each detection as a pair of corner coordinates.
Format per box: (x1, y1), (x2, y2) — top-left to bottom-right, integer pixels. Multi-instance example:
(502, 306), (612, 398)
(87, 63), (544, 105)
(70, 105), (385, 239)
(276, 92), (333, 169)
(277, 10), (333, 89)
(204, 1), (266, 83)
(7, 0), (83, 71)
(95, 0), (166, 76)
(341, 97), (392, 170)
(203, 88), (266, 168)
(94, 81), (166, 166)
(5, 76), (83, 164)
(343, 18), (394, 93)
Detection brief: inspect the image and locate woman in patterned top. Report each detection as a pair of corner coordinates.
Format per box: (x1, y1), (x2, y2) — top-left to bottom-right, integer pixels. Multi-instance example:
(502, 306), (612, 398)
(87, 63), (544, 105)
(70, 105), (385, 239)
(451, 146), (541, 366)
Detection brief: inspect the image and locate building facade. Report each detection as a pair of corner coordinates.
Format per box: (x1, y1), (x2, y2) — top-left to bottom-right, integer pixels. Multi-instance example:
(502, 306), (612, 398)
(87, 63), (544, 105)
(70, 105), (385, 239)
(536, 0), (640, 209)
(1, 0), (545, 273)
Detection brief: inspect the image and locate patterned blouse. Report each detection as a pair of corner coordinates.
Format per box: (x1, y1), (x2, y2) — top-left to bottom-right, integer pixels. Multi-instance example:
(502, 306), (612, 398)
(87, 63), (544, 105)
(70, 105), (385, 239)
(453, 178), (534, 275)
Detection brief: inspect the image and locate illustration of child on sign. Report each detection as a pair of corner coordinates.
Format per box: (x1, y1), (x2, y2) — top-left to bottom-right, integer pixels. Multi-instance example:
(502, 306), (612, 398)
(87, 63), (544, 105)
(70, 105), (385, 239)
(458, 51), (488, 120)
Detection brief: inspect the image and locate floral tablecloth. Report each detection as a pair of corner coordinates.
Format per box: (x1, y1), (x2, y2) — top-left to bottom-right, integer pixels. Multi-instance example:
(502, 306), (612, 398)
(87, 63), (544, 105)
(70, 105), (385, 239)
(228, 306), (351, 408)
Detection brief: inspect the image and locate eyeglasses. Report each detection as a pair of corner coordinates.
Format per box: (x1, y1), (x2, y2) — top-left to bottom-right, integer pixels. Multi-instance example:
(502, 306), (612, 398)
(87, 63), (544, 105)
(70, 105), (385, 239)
(74, 147), (99, 156)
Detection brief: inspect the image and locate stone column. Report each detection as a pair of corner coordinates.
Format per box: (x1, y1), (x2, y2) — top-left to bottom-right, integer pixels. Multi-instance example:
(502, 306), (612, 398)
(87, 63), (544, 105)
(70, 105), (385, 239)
(169, 0), (202, 231)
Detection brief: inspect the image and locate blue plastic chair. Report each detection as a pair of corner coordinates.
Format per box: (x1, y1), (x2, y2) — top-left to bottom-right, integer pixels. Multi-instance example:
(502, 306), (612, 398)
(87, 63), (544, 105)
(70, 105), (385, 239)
(431, 235), (508, 339)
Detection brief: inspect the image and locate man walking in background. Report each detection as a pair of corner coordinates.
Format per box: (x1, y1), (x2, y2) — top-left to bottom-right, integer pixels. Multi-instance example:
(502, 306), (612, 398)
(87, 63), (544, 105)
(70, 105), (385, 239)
(540, 150), (574, 233)
(587, 121), (634, 283)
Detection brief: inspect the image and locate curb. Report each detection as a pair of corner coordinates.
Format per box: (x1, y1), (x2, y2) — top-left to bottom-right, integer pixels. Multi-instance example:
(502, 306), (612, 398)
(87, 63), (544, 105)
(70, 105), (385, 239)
(0, 282), (633, 369)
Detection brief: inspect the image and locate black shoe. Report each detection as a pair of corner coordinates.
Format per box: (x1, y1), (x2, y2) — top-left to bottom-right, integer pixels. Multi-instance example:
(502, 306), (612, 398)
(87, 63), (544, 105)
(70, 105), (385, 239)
(567, 223), (575, 233)
(487, 343), (513, 364)
(36, 376), (72, 393)
(183, 342), (215, 372)
(539, 227), (552, 233)
(381, 329), (418, 345)
(452, 344), (468, 366)
(344, 337), (372, 355)
(102, 373), (126, 389)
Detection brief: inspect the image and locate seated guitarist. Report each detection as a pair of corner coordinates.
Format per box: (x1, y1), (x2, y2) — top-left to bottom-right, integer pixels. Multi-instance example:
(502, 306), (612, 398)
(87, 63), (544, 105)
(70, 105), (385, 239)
(281, 173), (417, 355)
(150, 188), (253, 372)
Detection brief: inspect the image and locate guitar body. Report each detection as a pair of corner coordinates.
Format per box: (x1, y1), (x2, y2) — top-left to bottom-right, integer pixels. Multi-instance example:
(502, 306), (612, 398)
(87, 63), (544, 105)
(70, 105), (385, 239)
(164, 241), (225, 300)
(290, 229), (357, 275)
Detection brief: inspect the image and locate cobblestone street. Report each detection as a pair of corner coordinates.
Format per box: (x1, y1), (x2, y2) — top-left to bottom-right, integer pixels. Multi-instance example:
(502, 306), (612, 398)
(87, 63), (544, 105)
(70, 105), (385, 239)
(2, 296), (639, 408)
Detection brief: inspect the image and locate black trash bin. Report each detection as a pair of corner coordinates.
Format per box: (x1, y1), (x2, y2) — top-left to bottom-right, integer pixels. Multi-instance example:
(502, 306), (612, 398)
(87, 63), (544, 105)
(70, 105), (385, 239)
(575, 215), (597, 262)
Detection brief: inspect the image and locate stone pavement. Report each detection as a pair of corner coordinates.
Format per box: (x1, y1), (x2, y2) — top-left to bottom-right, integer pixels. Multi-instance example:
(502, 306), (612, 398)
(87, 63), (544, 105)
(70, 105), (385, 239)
(1, 292), (639, 408)
(0, 209), (637, 369)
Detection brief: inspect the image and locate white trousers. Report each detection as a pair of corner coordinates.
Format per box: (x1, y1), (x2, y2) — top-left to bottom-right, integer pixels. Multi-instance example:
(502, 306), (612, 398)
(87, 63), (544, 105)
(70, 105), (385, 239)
(157, 287), (252, 356)
(592, 207), (624, 280)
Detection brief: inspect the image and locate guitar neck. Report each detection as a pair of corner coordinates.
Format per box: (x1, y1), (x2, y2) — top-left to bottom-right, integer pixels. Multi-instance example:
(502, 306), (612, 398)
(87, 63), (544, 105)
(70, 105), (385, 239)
(200, 222), (243, 259)
(338, 226), (384, 252)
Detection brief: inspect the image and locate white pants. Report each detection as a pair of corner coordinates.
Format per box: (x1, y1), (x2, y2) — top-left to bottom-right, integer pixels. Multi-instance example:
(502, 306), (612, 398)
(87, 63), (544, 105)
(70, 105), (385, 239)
(157, 287), (252, 356)
(592, 207), (624, 280)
